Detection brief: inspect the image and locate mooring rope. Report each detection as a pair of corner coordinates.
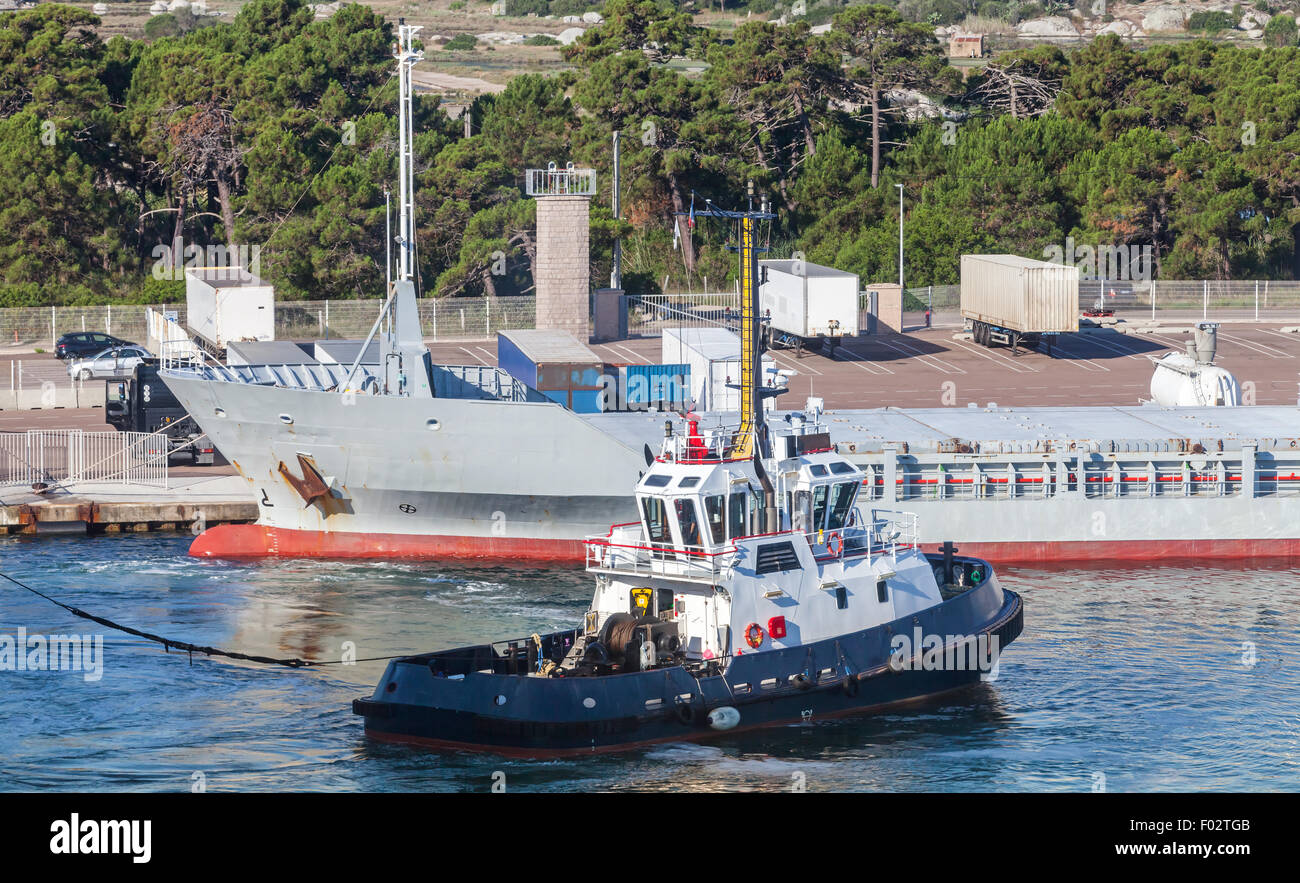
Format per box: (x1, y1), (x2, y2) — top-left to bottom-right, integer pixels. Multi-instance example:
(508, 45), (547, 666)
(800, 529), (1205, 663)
(0, 570), (411, 669)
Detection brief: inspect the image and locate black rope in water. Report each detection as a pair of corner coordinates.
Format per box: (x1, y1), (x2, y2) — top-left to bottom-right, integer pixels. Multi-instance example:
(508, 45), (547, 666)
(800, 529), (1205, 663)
(0, 571), (411, 669)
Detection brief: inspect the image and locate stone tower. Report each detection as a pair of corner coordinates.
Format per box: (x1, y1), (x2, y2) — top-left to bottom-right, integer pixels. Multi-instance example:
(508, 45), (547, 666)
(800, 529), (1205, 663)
(527, 163), (595, 340)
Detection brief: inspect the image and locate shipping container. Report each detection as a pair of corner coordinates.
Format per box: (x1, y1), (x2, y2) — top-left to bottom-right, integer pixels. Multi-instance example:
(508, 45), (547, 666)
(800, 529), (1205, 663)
(617, 363), (691, 411)
(662, 327), (780, 412)
(184, 268), (275, 350)
(497, 329), (606, 413)
(960, 254), (1079, 352)
(759, 259), (860, 351)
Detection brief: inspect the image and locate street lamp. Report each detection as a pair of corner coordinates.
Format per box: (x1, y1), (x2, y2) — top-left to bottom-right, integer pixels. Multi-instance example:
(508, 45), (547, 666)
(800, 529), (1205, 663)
(895, 183), (904, 289)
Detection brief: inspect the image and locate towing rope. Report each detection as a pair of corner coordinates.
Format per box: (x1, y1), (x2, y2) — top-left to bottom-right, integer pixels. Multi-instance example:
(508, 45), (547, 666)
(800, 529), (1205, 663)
(0, 570), (410, 669)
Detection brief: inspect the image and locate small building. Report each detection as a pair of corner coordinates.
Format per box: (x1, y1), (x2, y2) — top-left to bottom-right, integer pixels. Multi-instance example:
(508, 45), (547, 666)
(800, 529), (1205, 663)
(949, 34), (984, 58)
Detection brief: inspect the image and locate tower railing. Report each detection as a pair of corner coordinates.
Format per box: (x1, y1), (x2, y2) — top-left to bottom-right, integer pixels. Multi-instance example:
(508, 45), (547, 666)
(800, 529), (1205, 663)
(525, 164), (597, 197)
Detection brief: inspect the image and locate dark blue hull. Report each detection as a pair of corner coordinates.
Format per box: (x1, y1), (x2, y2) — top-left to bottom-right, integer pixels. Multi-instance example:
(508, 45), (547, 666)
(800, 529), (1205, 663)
(354, 566), (1022, 757)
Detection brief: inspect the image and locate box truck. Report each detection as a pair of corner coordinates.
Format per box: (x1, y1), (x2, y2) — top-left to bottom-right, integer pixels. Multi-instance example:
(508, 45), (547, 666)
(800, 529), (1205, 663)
(759, 259), (860, 354)
(960, 254), (1079, 353)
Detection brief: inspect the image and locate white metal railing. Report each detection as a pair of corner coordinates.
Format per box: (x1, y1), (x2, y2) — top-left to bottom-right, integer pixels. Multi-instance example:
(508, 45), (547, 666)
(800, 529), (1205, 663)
(159, 338), (212, 372)
(0, 430), (169, 489)
(630, 292), (742, 334)
(584, 507), (918, 581)
(585, 523), (739, 583)
(866, 509), (919, 560)
(525, 163), (597, 197)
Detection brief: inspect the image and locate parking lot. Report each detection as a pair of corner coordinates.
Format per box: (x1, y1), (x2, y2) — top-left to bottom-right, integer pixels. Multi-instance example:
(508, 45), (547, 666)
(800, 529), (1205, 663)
(432, 323), (1300, 409)
(4, 322), (1298, 436)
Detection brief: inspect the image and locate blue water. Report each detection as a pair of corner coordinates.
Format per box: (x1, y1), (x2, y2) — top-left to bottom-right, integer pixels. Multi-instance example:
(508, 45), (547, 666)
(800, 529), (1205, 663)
(1, 534), (1297, 792)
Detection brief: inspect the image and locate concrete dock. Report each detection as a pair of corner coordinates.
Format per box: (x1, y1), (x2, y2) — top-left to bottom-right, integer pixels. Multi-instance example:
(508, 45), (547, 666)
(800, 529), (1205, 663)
(0, 472), (256, 535)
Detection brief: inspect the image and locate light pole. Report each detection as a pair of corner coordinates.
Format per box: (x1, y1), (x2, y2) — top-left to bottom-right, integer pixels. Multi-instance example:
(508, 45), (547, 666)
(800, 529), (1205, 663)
(895, 183), (904, 290)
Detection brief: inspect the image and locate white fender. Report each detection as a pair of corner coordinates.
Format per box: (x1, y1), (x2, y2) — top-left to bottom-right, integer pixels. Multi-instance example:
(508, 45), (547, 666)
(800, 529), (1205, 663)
(707, 706), (741, 731)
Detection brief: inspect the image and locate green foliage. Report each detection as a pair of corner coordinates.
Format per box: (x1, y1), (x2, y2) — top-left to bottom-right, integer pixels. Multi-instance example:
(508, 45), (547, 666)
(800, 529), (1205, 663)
(524, 34), (561, 45)
(143, 13), (181, 40)
(504, 0), (549, 15)
(4, 0), (1300, 308)
(444, 33), (479, 51)
(1264, 13), (1299, 46)
(1187, 10), (1237, 32)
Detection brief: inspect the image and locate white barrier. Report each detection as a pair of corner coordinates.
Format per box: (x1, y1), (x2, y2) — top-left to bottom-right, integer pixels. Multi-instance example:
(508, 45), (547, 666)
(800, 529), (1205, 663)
(0, 430), (169, 489)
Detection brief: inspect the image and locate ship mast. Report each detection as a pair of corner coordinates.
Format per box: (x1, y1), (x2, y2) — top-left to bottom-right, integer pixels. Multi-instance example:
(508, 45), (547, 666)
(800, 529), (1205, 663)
(679, 181), (778, 530)
(395, 22), (422, 284)
(339, 21), (433, 400)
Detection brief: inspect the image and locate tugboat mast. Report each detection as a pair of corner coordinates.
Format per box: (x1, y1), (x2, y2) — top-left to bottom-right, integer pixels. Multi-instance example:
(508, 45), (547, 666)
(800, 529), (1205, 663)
(679, 180), (778, 530)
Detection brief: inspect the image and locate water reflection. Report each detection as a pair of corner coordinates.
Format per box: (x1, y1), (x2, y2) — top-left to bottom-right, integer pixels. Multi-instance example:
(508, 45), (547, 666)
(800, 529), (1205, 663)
(1, 534), (1297, 792)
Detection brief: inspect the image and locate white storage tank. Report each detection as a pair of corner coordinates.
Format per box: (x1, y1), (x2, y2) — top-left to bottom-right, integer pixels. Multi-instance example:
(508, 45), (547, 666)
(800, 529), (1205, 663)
(1149, 324), (1240, 407)
(1150, 354), (1241, 406)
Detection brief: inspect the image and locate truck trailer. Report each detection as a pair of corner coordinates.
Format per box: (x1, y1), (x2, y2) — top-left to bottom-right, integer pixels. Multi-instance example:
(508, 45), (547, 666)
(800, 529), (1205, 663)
(758, 259), (860, 355)
(960, 254), (1079, 353)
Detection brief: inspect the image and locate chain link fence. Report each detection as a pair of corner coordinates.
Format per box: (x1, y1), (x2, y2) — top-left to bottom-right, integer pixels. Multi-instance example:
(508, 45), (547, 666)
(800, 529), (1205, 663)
(4, 282), (1300, 350)
(902, 281), (1300, 329)
(0, 296), (543, 348)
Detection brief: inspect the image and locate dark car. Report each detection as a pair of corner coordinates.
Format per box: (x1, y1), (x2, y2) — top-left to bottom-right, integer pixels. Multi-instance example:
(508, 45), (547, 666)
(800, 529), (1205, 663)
(55, 332), (135, 361)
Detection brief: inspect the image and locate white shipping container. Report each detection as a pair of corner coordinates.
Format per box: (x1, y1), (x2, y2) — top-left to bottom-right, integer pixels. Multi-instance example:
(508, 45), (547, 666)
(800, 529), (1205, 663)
(662, 327), (779, 412)
(185, 268), (275, 349)
(759, 260), (860, 338)
(960, 254), (1079, 334)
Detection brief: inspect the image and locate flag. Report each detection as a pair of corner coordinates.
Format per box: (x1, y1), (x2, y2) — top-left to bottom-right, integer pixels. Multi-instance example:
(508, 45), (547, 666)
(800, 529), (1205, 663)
(687, 193), (695, 230)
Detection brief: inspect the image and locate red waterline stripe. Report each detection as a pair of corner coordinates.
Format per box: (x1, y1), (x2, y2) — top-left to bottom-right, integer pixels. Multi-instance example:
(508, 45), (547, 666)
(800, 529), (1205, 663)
(191, 524), (1300, 565)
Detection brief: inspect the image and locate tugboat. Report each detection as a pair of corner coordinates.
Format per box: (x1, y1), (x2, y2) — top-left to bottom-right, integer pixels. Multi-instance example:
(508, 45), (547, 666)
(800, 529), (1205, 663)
(352, 191), (1023, 757)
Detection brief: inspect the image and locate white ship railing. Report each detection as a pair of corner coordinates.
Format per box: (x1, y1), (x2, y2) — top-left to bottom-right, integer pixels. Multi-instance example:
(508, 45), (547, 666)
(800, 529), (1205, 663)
(0, 430), (169, 489)
(864, 509), (919, 560)
(585, 523), (740, 583)
(656, 420), (829, 463)
(584, 509), (917, 581)
(854, 451), (1300, 502)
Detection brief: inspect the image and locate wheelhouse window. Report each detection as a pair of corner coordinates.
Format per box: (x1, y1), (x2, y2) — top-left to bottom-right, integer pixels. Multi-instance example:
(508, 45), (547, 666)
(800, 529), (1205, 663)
(811, 484), (829, 533)
(727, 491), (748, 540)
(791, 490), (812, 535)
(826, 481), (859, 531)
(642, 497), (670, 545)
(675, 498), (702, 548)
(703, 495), (726, 544)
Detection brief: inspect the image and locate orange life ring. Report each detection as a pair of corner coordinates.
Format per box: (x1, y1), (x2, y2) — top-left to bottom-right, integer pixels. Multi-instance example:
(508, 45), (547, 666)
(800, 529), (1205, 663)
(744, 622), (764, 649)
(827, 531), (842, 556)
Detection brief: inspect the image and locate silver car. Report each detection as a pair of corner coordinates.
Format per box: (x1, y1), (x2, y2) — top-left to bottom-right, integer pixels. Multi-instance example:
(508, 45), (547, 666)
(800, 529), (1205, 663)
(67, 345), (153, 381)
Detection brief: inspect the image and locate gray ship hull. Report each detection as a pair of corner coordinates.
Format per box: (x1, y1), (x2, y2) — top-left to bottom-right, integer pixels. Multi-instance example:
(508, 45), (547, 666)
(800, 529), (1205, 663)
(165, 367), (1300, 562)
(165, 372), (650, 559)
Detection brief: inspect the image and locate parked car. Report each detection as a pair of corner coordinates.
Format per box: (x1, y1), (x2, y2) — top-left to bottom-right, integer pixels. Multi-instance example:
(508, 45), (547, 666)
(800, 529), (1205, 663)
(67, 345), (154, 381)
(55, 332), (135, 361)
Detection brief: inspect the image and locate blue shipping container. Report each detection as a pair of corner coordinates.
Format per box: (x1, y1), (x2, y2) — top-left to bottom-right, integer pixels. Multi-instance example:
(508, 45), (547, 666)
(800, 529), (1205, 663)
(621, 363), (690, 408)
